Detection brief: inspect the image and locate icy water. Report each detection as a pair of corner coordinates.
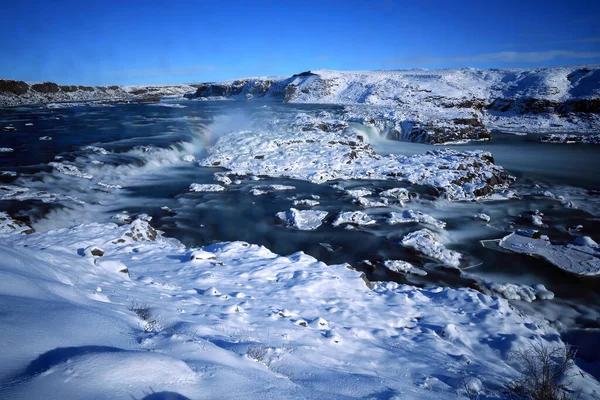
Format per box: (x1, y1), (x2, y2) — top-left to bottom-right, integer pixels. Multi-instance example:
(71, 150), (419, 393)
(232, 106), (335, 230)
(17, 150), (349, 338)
(1, 100), (600, 338)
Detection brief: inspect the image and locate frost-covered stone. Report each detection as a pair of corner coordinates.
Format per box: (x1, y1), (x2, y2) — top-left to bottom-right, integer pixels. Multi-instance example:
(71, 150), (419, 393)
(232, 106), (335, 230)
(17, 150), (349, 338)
(380, 187), (410, 202)
(383, 260), (427, 276)
(113, 219), (159, 244)
(400, 229), (462, 268)
(250, 184), (295, 195)
(277, 208), (328, 230)
(181, 154), (196, 163)
(354, 197), (388, 208)
(480, 281), (554, 302)
(189, 183), (226, 192)
(388, 210), (446, 229)
(474, 213), (491, 222)
(189, 249), (217, 262)
(293, 199), (320, 207)
(332, 211), (376, 227)
(0, 212), (33, 237)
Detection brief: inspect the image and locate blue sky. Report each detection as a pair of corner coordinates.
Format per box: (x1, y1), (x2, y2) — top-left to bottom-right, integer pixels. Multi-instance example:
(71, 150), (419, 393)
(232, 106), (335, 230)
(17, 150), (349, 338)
(1, 0), (599, 84)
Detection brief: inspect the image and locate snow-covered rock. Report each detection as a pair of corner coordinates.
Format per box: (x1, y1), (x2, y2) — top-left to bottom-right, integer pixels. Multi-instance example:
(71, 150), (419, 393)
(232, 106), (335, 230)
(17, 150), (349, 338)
(293, 199), (320, 207)
(332, 211), (376, 227)
(474, 213), (491, 222)
(383, 260), (427, 276)
(189, 183), (226, 192)
(276, 208), (328, 230)
(388, 210), (446, 229)
(479, 281), (554, 302)
(250, 184), (295, 196)
(0, 212), (33, 237)
(401, 229), (462, 268)
(200, 120), (514, 201)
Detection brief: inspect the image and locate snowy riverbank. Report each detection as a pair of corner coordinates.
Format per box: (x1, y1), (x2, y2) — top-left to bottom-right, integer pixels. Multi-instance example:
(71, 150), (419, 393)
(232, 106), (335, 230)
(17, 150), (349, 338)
(1, 219), (599, 399)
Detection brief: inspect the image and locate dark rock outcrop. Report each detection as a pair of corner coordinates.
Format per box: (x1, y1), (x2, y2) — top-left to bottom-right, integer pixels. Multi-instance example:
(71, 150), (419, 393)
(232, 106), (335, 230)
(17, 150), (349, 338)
(31, 82), (60, 93)
(0, 79), (29, 95)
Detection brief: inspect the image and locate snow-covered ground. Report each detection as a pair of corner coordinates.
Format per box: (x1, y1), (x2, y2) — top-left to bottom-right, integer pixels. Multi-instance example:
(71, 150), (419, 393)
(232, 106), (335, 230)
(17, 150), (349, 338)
(1, 220), (599, 399)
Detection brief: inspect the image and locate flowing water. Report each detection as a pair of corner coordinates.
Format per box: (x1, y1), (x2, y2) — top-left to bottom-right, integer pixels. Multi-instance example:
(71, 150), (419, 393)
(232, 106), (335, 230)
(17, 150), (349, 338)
(1, 100), (600, 349)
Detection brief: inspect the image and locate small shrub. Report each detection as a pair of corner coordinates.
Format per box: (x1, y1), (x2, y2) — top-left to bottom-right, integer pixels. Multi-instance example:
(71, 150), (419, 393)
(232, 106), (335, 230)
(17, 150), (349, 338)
(246, 344), (269, 365)
(508, 340), (577, 400)
(128, 301), (152, 320)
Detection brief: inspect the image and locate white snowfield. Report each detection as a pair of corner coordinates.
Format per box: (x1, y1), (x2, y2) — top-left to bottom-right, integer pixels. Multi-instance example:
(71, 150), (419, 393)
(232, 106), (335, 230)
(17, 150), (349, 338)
(1, 220), (598, 399)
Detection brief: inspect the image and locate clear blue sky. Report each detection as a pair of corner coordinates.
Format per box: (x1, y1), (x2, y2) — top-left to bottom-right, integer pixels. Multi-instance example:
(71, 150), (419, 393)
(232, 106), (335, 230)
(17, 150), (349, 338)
(1, 0), (599, 85)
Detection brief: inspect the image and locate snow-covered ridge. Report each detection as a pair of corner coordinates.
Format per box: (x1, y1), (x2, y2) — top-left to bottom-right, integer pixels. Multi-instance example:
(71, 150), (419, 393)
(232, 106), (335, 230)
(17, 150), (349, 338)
(191, 66), (600, 103)
(0, 79), (196, 107)
(189, 66), (600, 142)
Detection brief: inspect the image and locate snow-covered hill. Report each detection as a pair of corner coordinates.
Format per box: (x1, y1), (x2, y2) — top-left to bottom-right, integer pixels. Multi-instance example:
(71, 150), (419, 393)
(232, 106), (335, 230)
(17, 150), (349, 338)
(189, 66), (600, 142)
(0, 80), (195, 107)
